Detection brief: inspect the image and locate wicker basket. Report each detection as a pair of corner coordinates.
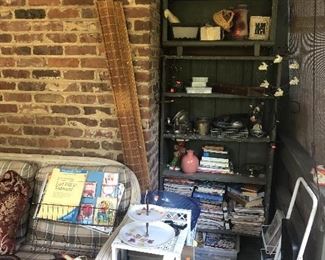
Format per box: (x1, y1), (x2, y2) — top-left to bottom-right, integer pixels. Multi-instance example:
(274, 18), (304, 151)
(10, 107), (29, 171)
(213, 10), (234, 32)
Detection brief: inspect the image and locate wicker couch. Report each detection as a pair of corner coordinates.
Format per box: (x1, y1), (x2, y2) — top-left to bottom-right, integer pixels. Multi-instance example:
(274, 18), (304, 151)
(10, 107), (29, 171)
(0, 153), (141, 260)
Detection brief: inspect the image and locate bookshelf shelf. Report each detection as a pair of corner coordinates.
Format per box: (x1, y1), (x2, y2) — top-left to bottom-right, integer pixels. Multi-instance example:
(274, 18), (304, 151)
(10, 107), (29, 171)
(163, 133), (271, 143)
(197, 228), (260, 238)
(164, 92), (276, 100)
(162, 169), (266, 185)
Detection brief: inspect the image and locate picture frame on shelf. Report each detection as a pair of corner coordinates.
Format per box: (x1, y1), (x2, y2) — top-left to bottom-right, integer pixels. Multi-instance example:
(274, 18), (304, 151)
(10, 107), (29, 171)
(249, 16), (271, 40)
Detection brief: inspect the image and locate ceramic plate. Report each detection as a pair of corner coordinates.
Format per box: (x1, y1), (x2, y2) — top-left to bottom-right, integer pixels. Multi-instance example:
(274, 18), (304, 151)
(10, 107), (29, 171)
(119, 221), (175, 247)
(127, 204), (166, 222)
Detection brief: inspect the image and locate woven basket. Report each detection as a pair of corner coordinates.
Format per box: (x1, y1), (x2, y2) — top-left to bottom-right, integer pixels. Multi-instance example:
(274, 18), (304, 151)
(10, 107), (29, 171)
(213, 10), (234, 32)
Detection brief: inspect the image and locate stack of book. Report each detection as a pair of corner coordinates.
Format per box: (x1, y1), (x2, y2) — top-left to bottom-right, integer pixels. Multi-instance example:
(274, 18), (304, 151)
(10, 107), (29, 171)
(163, 178), (195, 197)
(198, 145), (233, 174)
(193, 182), (226, 231)
(227, 184), (265, 236)
(186, 77), (212, 94)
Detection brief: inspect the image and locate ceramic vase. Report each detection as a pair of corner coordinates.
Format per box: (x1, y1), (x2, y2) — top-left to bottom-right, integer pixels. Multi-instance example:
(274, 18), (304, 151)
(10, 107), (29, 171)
(181, 150), (199, 174)
(231, 4), (248, 40)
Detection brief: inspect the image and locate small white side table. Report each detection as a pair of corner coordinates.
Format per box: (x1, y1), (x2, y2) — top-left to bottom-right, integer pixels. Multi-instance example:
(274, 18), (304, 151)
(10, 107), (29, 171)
(111, 207), (192, 260)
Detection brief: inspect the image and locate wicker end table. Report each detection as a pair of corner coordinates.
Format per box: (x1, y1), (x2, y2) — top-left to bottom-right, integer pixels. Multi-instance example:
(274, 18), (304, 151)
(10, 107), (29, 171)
(111, 207), (192, 260)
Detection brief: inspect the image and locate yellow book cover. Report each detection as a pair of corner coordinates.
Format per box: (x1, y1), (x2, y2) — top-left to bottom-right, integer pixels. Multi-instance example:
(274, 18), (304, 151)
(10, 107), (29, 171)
(37, 168), (87, 221)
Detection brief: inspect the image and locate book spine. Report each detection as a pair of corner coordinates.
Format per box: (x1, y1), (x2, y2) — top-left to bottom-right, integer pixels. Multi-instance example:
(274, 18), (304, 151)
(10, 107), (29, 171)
(201, 156), (229, 163)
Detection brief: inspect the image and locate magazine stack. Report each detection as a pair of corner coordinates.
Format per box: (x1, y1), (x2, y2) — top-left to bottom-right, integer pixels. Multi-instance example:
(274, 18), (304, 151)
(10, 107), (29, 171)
(227, 184), (265, 236)
(163, 178), (195, 197)
(193, 182), (227, 231)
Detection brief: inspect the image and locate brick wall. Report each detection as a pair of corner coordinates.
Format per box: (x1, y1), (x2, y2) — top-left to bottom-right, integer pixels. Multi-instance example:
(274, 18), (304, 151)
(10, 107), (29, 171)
(0, 0), (160, 188)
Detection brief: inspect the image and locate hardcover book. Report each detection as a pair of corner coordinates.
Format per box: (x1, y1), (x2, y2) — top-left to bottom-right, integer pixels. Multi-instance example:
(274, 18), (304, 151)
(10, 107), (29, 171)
(37, 168), (87, 221)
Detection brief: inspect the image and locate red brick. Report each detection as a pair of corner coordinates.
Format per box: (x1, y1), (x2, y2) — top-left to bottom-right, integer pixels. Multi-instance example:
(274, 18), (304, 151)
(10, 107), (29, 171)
(7, 115), (34, 124)
(48, 58), (79, 67)
(80, 58), (107, 68)
(33, 46), (63, 55)
(134, 20), (151, 31)
(65, 46), (97, 55)
(70, 140), (100, 149)
(63, 70), (94, 80)
(68, 117), (97, 127)
(129, 33), (150, 44)
(46, 33), (77, 43)
(17, 57), (45, 67)
(97, 94), (114, 104)
(100, 118), (118, 127)
(0, 82), (16, 90)
(2, 46), (31, 55)
(81, 8), (97, 18)
(0, 34), (12, 43)
(28, 0), (60, 5)
(32, 70), (60, 79)
(80, 33), (102, 43)
(0, 58), (15, 67)
(34, 93), (64, 103)
(134, 60), (152, 70)
(14, 33), (43, 43)
(51, 105), (80, 115)
(32, 21), (63, 31)
(19, 104), (49, 114)
(0, 10), (13, 19)
(0, 138), (7, 145)
(54, 127), (83, 137)
(0, 147), (22, 153)
(8, 137), (38, 147)
(4, 93), (32, 102)
(135, 0), (151, 4)
(80, 82), (109, 92)
(23, 126), (50, 135)
(124, 7), (150, 18)
(0, 104), (18, 113)
(0, 125), (21, 135)
(62, 0), (94, 5)
(85, 129), (113, 139)
(0, 0), (25, 6)
(135, 72), (151, 82)
(39, 138), (69, 148)
(0, 21), (31, 31)
(84, 107), (113, 116)
(36, 116), (66, 125)
(102, 141), (122, 150)
(66, 95), (96, 104)
(2, 70), (30, 79)
(18, 82), (46, 91)
(47, 8), (79, 19)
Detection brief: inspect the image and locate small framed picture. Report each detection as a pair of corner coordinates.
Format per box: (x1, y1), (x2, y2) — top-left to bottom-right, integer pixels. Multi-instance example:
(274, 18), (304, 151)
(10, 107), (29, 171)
(249, 16), (271, 40)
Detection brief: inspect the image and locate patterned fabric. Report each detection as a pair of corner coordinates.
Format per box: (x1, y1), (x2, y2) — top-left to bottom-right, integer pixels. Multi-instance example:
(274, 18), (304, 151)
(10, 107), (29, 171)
(0, 161), (38, 241)
(0, 170), (30, 255)
(24, 165), (132, 257)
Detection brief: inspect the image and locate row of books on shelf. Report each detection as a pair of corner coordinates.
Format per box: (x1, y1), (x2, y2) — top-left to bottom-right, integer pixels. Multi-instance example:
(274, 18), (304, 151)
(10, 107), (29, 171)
(164, 178), (265, 236)
(36, 168), (124, 233)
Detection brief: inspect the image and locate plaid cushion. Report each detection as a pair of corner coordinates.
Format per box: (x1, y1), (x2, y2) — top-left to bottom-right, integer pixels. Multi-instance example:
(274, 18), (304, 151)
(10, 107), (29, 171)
(26, 165), (132, 257)
(0, 160), (38, 241)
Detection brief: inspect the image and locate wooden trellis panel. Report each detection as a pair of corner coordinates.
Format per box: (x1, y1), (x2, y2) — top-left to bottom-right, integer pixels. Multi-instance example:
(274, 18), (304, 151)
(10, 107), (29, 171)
(96, 0), (150, 191)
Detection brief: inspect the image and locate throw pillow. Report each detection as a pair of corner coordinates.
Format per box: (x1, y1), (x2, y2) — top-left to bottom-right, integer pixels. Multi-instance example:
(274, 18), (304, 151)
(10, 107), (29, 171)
(0, 170), (30, 255)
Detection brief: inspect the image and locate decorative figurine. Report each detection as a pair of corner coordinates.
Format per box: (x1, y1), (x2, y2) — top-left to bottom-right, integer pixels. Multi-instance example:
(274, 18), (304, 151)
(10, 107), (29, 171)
(249, 102), (265, 138)
(168, 140), (186, 171)
(164, 9), (180, 24)
(213, 9), (235, 32)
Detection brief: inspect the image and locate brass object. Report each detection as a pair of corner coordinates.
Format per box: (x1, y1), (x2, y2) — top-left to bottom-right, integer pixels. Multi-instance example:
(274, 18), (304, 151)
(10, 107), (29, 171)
(196, 118), (210, 135)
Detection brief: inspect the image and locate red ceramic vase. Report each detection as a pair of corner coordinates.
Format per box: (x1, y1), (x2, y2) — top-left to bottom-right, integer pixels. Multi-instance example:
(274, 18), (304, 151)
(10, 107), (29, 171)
(181, 150), (199, 174)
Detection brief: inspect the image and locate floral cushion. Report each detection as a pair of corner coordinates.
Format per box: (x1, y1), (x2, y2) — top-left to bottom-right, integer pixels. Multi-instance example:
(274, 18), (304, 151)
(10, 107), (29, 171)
(0, 170), (30, 255)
